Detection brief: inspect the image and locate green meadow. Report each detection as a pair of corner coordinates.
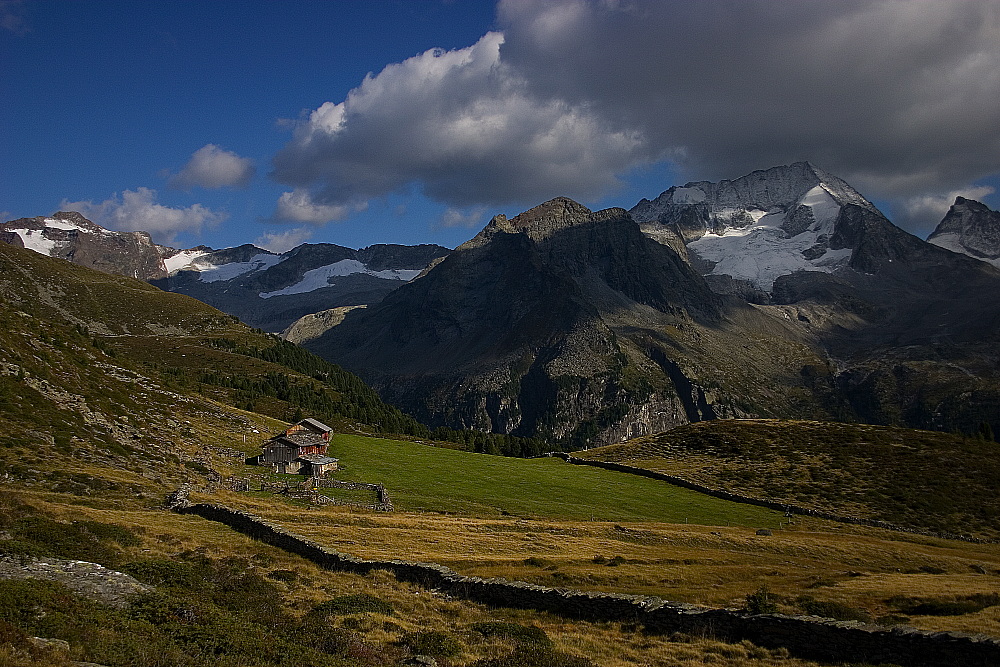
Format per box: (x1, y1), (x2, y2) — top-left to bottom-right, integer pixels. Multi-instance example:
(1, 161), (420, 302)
(326, 434), (782, 528)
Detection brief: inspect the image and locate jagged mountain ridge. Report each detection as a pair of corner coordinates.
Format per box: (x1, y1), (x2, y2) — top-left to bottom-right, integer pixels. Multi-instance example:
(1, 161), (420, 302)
(927, 196), (1000, 268)
(307, 197), (833, 445)
(0, 213), (450, 332)
(0, 211), (170, 280)
(630, 162), (883, 292)
(153, 241), (450, 332)
(308, 164), (1000, 446)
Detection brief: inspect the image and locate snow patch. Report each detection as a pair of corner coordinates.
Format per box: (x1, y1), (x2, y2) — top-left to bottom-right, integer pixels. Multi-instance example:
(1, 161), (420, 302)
(799, 185), (840, 230)
(259, 259), (420, 299)
(929, 233), (1000, 268)
(14, 229), (60, 255)
(43, 218), (85, 232)
(689, 186), (851, 290)
(162, 249), (209, 274)
(197, 254), (284, 283)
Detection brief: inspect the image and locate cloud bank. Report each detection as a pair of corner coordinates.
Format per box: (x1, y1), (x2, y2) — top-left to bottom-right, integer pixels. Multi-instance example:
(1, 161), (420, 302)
(254, 227), (314, 254)
(61, 188), (226, 244)
(272, 0), (1000, 234)
(169, 144), (255, 190)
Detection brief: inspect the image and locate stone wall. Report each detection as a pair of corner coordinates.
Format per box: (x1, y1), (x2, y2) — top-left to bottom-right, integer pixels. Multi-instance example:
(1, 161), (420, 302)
(173, 500), (1000, 667)
(549, 453), (989, 543)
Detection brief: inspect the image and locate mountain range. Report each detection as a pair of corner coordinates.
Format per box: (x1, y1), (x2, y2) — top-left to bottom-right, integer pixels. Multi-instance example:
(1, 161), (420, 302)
(307, 163), (1000, 445)
(4, 163), (1000, 447)
(0, 212), (449, 333)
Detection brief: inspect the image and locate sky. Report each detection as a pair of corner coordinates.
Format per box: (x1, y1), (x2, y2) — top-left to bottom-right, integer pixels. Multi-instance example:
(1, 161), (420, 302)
(2, 0), (999, 253)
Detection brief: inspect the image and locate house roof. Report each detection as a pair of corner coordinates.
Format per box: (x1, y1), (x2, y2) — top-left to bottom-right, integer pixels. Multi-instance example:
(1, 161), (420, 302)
(297, 418), (333, 433)
(266, 432), (327, 448)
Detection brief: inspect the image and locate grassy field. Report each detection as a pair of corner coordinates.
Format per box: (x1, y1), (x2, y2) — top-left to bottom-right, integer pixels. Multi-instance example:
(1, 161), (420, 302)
(577, 419), (1000, 539)
(190, 433), (1000, 641)
(323, 434), (782, 527)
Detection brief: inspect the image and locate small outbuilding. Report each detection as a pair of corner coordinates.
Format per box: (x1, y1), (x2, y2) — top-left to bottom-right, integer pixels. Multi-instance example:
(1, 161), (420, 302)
(258, 418), (338, 476)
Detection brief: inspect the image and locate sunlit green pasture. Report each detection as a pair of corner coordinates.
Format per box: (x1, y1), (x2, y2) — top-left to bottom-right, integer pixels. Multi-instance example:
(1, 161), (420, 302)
(326, 434), (781, 528)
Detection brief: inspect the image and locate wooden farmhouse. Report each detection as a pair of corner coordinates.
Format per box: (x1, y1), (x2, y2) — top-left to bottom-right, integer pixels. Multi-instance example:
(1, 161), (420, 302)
(259, 418), (339, 476)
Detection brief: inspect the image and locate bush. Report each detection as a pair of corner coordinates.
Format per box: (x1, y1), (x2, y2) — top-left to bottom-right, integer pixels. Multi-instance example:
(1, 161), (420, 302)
(470, 621), (552, 647)
(744, 586), (778, 614)
(400, 630), (462, 657)
(266, 569), (298, 583)
(310, 593), (393, 617)
(797, 597), (872, 623)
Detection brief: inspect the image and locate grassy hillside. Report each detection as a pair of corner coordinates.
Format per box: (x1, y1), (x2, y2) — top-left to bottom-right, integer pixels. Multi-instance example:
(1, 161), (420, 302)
(578, 419), (1000, 539)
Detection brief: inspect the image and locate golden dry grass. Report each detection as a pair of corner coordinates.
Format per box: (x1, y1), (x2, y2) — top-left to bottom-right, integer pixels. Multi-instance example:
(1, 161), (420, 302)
(7, 489), (834, 667)
(199, 488), (1000, 638)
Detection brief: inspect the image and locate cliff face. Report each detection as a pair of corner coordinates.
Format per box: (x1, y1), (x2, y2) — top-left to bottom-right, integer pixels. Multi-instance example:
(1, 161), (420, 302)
(308, 198), (829, 447)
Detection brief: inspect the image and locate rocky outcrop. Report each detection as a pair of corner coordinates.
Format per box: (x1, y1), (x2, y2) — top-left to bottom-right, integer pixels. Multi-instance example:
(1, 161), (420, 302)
(281, 305), (367, 344)
(307, 197), (828, 447)
(0, 556), (152, 608)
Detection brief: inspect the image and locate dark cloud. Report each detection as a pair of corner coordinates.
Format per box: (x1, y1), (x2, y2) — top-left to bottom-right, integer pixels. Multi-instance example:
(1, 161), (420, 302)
(272, 0), (1000, 233)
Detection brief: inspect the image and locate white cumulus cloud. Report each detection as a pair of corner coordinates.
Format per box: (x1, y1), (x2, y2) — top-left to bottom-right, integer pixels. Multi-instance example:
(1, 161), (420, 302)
(439, 206), (489, 229)
(168, 144), (255, 190)
(60, 187), (226, 244)
(273, 189), (358, 224)
(254, 227), (314, 253)
(271, 31), (644, 213)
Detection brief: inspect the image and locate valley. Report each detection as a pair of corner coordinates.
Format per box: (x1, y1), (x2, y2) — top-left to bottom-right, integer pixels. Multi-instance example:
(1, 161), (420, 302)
(2, 162), (1000, 666)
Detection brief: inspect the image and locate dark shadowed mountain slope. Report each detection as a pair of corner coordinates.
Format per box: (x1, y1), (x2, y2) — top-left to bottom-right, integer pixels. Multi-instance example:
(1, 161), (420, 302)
(307, 198), (835, 447)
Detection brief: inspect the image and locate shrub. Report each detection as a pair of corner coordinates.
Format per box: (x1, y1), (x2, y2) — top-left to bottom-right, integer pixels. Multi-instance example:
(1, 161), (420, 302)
(310, 593), (393, 617)
(744, 586), (778, 614)
(797, 597), (872, 623)
(400, 630), (463, 657)
(470, 621), (552, 647)
(524, 556), (557, 569)
(266, 569), (298, 583)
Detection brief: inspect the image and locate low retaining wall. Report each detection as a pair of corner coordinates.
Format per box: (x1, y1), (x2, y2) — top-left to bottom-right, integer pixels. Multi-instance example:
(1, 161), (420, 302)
(173, 499), (1000, 667)
(549, 453), (987, 543)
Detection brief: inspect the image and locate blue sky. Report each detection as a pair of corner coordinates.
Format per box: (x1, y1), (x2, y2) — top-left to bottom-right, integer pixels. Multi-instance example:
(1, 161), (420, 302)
(3, 0), (999, 252)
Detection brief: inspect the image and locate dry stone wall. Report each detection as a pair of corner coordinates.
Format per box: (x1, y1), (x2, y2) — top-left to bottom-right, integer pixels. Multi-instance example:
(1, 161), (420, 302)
(172, 499), (1000, 667)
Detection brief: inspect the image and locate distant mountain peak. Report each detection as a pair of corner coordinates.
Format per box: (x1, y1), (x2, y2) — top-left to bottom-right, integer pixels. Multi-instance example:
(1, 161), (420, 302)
(927, 196), (1000, 267)
(630, 163), (887, 291)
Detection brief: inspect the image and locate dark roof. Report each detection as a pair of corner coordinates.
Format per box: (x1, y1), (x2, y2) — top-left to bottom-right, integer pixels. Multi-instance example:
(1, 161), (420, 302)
(298, 418), (333, 433)
(265, 432), (327, 448)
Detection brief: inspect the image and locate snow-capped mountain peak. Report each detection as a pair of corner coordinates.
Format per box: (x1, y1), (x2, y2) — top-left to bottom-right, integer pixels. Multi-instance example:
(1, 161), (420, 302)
(629, 162), (880, 291)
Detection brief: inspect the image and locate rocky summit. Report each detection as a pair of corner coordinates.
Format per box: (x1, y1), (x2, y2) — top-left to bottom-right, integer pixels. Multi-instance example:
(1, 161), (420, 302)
(1, 211), (169, 280)
(927, 196), (1000, 268)
(306, 197), (833, 446)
